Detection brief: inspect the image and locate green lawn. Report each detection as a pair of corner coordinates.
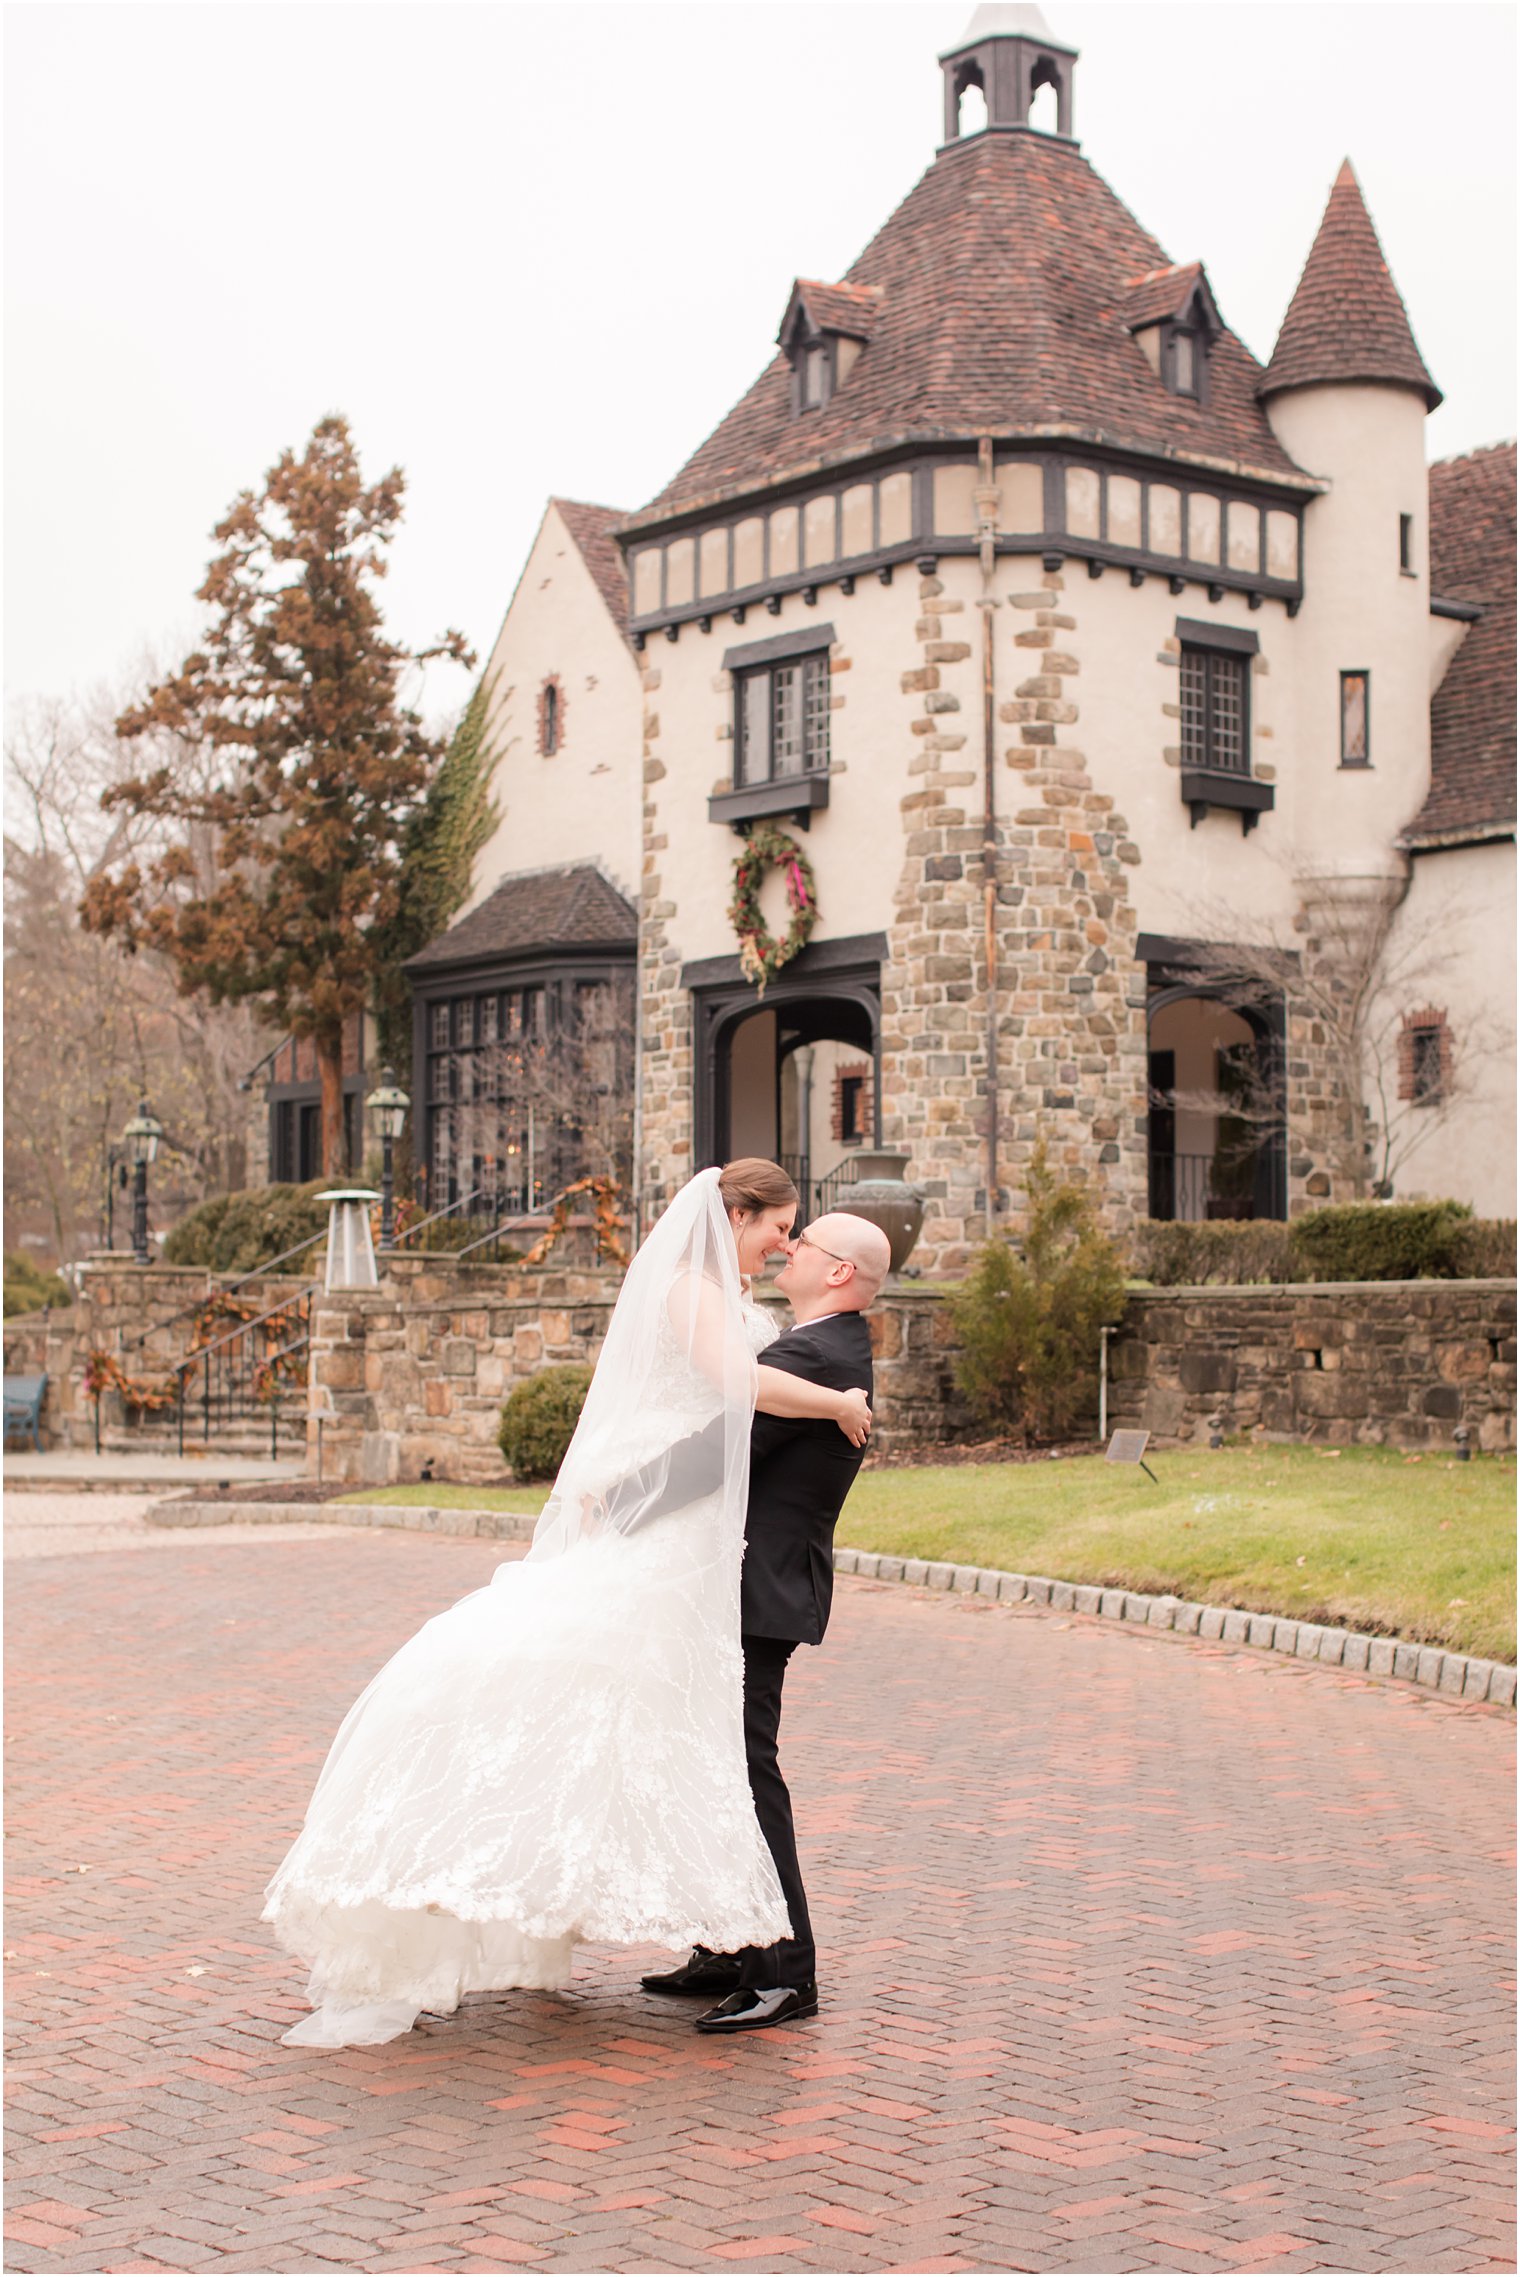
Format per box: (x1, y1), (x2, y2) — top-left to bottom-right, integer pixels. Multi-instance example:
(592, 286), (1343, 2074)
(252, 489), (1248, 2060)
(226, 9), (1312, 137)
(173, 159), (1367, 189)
(340, 1446), (1516, 1663)
(337, 1482), (543, 1513)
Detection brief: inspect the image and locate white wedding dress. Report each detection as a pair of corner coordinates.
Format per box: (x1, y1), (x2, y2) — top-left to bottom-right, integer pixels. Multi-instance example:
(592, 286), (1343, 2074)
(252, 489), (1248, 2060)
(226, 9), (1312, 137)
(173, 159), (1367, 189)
(262, 1171), (790, 2045)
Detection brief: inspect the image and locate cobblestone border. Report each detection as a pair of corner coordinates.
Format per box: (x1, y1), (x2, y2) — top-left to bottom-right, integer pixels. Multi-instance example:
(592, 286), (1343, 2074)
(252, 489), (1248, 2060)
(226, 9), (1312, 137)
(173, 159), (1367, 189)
(147, 1499), (1515, 1709)
(147, 1498), (536, 1542)
(833, 1545), (1518, 1707)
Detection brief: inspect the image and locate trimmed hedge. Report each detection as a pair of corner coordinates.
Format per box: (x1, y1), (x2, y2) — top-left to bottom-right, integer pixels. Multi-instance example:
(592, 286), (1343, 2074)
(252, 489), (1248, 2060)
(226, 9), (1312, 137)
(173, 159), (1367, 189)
(1290, 1200), (1473, 1283)
(1128, 1219), (1296, 1288)
(498, 1364), (593, 1482)
(162, 1181), (331, 1274)
(1130, 1202), (1518, 1288)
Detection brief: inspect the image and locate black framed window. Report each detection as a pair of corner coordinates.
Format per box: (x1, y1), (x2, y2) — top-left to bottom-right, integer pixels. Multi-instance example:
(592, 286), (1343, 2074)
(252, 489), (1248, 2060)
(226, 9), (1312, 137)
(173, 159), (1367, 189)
(1410, 1026), (1444, 1104)
(1180, 645), (1248, 774)
(1340, 670), (1370, 767)
(1399, 514), (1414, 574)
(736, 653), (830, 785)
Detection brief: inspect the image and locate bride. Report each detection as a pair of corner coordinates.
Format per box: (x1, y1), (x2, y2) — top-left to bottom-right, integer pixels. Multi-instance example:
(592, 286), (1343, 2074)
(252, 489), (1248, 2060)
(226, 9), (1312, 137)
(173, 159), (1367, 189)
(262, 1158), (871, 2047)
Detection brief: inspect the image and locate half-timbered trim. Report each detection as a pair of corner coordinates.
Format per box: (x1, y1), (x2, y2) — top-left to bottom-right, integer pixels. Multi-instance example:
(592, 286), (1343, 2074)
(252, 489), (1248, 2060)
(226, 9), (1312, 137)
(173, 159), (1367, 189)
(624, 442), (1310, 643)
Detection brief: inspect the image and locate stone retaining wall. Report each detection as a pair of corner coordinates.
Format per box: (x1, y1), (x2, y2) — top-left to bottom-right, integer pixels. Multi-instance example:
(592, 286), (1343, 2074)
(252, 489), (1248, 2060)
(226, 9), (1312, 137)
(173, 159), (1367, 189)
(308, 1259), (623, 1484)
(3, 1260), (320, 1450)
(1109, 1279), (1517, 1452)
(308, 1264), (973, 1485)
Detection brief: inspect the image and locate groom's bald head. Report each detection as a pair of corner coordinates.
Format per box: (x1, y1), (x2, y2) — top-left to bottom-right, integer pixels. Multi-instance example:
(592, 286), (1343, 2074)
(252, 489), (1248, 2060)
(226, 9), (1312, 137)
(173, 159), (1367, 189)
(808, 1213), (891, 1308)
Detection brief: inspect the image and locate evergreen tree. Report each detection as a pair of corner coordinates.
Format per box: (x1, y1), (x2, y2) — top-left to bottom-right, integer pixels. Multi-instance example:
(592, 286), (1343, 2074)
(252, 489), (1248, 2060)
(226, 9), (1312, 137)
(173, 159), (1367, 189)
(371, 671), (502, 1074)
(80, 416), (473, 1175)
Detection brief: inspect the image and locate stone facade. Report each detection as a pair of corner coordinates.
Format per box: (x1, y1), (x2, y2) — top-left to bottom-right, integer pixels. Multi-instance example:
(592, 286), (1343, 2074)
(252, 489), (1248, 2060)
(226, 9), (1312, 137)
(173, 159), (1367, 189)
(308, 1257), (622, 1485)
(1108, 1278), (1517, 1452)
(886, 568), (1152, 1274)
(635, 655), (694, 1212)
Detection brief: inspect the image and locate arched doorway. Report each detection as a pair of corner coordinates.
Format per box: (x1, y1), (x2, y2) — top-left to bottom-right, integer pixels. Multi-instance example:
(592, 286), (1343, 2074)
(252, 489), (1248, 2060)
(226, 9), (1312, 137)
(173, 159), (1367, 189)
(686, 934), (884, 1220)
(1147, 985), (1286, 1221)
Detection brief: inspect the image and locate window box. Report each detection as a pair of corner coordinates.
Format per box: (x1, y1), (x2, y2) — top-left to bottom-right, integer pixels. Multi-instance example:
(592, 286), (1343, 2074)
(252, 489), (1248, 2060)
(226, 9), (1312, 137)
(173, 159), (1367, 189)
(708, 774), (831, 831)
(1180, 769), (1274, 833)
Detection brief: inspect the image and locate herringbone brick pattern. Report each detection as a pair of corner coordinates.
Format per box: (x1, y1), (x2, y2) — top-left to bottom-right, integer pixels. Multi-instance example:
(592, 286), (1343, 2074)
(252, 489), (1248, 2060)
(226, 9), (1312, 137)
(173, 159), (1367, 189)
(5, 1528), (1514, 2274)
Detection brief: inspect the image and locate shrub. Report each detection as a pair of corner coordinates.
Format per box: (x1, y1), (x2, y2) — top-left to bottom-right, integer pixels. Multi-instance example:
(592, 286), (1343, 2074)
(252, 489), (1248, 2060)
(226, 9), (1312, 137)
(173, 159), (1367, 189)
(1129, 1219), (1297, 1287)
(949, 1143), (1126, 1442)
(498, 1363), (593, 1481)
(1453, 1218), (1518, 1279)
(1288, 1199), (1474, 1283)
(3, 1253), (71, 1318)
(162, 1181), (331, 1274)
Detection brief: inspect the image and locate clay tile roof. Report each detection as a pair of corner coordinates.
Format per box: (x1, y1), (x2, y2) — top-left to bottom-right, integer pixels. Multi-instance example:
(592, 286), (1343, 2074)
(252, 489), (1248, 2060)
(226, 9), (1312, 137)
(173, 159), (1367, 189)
(1260, 160), (1441, 410)
(786, 280), (885, 341)
(1120, 261), (1207, 332)
(633, 131), (1305, 524)
(1402, 441), (1517, 848)
(405, 864), (636, 972)
(551, 498), (630, 632)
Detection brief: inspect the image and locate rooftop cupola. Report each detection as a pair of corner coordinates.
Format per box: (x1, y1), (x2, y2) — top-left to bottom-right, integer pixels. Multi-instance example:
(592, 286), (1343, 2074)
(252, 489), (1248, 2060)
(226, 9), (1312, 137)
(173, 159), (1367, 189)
(939, 3), (1078, 146)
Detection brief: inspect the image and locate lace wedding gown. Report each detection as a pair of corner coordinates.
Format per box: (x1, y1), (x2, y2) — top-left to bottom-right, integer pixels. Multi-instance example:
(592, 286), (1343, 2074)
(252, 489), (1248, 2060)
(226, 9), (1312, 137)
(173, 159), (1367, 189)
(262, 1173), (789, 2046)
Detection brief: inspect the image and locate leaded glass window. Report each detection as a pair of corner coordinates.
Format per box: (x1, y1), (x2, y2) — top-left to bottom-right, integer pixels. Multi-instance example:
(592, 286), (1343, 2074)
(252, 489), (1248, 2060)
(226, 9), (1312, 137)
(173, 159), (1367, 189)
(1180, 646), (1248, 775)
(735, 654), (830, 785)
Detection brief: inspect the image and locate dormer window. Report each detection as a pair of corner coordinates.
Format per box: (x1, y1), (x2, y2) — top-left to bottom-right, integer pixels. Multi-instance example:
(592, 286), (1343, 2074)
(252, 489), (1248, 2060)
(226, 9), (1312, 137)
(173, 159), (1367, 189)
(802, 340), (832, 411)
(1122, 262), (1223, 407)
(777, 278), (882, 422)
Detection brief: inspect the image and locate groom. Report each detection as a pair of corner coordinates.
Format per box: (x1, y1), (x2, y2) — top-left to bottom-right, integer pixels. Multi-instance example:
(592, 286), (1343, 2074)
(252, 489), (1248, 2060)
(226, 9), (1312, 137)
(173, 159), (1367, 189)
(643, 1209), (891, 2034)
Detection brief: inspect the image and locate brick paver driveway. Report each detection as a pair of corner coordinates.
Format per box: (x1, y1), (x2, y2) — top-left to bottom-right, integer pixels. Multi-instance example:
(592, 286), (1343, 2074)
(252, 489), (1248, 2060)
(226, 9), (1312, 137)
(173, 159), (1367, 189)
(5, 1502), (1514, 2275)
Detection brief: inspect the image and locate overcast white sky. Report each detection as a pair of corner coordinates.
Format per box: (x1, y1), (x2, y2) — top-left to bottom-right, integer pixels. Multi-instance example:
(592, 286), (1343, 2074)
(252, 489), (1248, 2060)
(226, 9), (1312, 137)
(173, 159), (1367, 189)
(4, 1), (1515, 733)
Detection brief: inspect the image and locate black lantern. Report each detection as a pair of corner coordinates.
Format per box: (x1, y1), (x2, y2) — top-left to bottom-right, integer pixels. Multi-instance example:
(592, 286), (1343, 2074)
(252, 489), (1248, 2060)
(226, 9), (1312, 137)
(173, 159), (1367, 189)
(121, 1101), (164, 1266)
(368, 1067), (410, 1250)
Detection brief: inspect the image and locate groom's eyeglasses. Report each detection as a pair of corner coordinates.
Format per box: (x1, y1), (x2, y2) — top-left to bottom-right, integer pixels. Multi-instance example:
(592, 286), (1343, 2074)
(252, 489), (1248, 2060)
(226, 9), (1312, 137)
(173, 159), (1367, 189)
(796, 1230), (853, 1272)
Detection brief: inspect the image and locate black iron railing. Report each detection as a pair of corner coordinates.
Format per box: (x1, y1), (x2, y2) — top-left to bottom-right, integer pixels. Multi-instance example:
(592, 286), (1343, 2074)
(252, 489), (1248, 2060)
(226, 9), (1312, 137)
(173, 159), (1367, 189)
(1148, 1150), (1259, 1223)
(173, 1282), (319, 1457)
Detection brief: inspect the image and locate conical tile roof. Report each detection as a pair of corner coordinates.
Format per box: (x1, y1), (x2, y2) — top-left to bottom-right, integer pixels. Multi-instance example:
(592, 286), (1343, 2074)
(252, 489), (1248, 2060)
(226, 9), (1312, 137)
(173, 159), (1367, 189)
(634, 131), (1305, 524)
(1260, 161), (1440, 409)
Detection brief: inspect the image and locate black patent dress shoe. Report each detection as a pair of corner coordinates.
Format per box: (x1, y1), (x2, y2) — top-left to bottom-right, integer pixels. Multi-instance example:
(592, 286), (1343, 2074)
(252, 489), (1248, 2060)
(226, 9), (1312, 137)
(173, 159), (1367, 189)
(693, 1981), (819, 2032)
(641, 1948), (743, 1996)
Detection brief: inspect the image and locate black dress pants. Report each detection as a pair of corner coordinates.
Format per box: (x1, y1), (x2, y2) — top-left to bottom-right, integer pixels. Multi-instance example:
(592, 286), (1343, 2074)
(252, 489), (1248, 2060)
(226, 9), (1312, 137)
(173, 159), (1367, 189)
(732, 1633), (816, 1989)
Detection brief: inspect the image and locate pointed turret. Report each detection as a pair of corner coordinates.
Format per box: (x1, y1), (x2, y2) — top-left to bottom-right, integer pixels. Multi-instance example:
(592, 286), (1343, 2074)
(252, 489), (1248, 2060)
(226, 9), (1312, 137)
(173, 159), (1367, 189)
(1261, 160), (1440, 410)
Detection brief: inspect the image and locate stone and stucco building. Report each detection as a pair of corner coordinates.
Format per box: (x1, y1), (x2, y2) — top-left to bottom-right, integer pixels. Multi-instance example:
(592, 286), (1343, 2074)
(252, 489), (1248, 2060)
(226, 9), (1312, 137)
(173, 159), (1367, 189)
(405, 7), (1515, 1271)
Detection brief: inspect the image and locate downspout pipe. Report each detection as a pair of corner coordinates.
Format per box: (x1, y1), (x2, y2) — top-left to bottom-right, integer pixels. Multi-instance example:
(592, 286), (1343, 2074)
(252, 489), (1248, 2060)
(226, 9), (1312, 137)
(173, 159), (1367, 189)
(974, 436), (1001, 1239)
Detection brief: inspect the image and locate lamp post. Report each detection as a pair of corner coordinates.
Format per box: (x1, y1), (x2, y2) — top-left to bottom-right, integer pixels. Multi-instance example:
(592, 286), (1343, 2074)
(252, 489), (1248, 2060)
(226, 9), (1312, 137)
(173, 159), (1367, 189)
(368, 1067), (410, 1250)
(121, 1102), (164, 1266)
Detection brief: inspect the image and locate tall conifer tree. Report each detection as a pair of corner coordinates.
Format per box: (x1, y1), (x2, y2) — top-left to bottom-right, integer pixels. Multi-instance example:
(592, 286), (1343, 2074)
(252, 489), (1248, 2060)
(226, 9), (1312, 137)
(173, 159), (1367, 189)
(81, 416), (472, 1174)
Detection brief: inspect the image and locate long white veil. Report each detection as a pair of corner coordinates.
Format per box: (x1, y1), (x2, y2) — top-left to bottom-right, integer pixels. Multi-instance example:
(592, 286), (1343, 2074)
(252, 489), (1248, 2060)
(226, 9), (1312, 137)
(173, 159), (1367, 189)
(264, 1169), (783, 2048)
(528, 1165), (753, 1560)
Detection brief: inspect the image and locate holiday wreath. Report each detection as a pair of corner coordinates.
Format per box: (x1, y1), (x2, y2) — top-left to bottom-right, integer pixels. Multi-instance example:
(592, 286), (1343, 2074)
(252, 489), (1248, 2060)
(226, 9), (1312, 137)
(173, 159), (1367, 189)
(728, 824), (818, 995)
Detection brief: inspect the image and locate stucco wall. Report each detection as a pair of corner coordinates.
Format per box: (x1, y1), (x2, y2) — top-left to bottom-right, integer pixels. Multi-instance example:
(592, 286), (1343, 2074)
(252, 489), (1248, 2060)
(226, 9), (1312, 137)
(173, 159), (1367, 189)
(1380, 838), (1517, 1216)
(467, 503), (643, 909)
(1266, 383), (1433, 862)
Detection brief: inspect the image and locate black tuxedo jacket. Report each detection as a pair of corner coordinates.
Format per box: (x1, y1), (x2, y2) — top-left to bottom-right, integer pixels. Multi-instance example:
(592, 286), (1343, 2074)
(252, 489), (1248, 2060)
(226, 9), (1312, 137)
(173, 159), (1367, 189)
(594, 1310), (874, 1648)
(742, 1312), (873, 1647)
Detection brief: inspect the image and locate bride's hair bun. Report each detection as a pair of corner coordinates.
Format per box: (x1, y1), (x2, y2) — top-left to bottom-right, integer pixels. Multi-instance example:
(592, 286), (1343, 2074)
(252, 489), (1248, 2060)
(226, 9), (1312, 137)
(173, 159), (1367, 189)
(719, 1157), (799, 1217)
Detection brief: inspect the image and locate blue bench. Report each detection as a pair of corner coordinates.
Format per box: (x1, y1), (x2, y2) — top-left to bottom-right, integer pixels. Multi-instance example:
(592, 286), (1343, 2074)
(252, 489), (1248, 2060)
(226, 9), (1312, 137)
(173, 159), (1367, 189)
(3, 1372), (48, 1451)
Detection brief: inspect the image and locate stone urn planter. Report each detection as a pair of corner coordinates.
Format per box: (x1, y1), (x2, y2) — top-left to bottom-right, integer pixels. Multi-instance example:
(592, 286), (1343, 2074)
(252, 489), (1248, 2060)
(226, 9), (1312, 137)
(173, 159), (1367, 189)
(834, 1151), (925, 1274)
